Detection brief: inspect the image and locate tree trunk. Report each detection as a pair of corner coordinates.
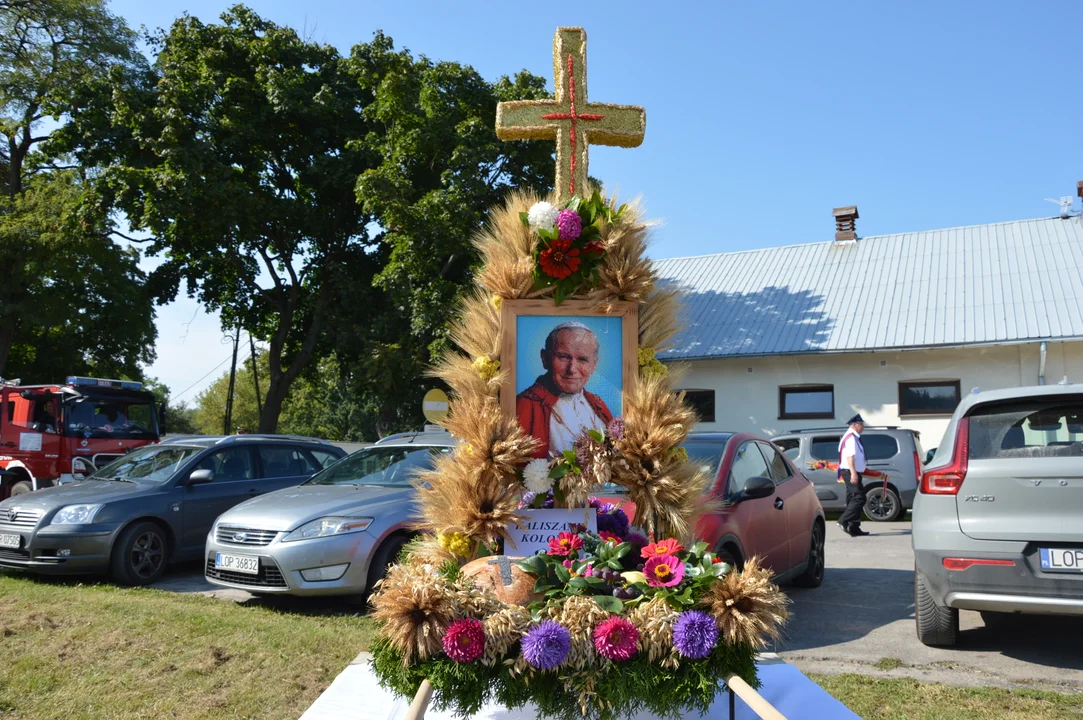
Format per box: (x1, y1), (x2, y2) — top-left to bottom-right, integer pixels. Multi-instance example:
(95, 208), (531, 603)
(258, 371), (289, 434)
(0, 321), (15, 378)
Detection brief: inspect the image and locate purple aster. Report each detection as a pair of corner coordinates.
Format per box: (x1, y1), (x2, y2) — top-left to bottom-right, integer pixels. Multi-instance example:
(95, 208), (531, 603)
(607, 417), (625, 441)
(519, 491), (536, 509)
(522, 620), (572, 670)
(588, 496), (602, 509)
(556, 208), (582, 241)
(672, 610), (719, 660)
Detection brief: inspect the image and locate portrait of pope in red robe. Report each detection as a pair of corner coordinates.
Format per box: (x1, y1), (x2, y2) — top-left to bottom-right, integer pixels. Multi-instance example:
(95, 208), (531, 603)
(516, 322), (615, 459)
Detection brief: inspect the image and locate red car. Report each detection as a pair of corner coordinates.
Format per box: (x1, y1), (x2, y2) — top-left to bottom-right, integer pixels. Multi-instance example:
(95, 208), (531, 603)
(605, 432), (825, 587)
(686, 432), (825, 586)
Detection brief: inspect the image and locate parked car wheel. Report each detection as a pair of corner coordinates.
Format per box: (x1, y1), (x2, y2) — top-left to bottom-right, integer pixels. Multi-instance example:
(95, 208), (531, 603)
(864, 486), (902, 522)
(9, 480), (33, 496)
(792, 521), (825, 588)
(915, 567), (958, 646)
(366, 534), (411, 592)
(110, 521), (169, 586)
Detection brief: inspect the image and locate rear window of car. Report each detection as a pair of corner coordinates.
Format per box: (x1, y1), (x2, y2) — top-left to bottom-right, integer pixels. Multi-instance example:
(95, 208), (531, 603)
(968, 398), (1083, 459)
(809, 436), (841, 461)
(862, 434), (899, 460)
(810, 433), (898, 461)
(773, 437), (800, 461)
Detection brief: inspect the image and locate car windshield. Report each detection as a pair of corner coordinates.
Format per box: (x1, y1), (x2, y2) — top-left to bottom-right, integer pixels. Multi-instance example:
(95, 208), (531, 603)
(90, 444), (204, 483)
(305, 445), (452, 486)
(65, 395), (158, 438)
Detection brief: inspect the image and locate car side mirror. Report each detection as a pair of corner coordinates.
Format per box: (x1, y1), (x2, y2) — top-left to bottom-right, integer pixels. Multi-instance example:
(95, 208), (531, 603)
(740, 475), (775, 501)
(186, 468), (214, 485)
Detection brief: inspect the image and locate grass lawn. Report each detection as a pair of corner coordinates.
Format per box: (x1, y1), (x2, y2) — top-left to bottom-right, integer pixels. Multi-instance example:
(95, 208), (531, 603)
(812, 674), (1083, 720)
(0, 573), (375, 720)
(3, 573), (1082, 720)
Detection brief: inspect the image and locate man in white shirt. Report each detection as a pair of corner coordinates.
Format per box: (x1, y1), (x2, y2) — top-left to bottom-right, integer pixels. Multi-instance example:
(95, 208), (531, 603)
(516, 322), (614, 458)
(836, 413), (870, 537)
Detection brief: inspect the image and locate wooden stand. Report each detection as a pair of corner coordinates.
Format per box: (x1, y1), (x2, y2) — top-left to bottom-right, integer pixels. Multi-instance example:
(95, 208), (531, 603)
(402, 674), (788, 720)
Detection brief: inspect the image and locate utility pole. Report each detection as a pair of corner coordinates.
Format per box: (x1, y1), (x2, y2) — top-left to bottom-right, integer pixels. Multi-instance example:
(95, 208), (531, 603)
(223, 327), (240, 434)
(249, 333), (263, 424)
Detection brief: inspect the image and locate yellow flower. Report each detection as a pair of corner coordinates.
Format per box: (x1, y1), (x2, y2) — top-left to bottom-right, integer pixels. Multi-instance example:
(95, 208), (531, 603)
(640, 357), (669, 379)
(491, 295), (503, 311)
(473, 356), (501, 381)
(437, 532), (473, 559)
(637, 346), (657, 367)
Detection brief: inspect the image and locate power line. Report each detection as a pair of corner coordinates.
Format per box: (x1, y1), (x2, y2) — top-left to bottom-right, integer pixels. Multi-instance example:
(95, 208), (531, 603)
(167, 351), (247, 404)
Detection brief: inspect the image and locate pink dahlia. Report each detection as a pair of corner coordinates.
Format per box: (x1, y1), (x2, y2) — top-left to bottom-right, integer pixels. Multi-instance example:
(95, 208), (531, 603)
(548, 531), (583, 556)
(556, 208), (582, 241)
(593, 617), (639, 661)
(643, 554), (685, 588)
(442, 618), (485, 662)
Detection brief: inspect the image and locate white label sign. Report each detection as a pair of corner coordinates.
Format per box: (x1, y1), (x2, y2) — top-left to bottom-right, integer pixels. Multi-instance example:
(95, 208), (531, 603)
(507, 508), (597, 556)
(18, 433), (42, 452)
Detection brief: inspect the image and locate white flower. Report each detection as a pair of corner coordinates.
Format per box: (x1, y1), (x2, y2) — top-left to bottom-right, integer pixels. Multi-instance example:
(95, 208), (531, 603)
(527, 201), (559, 232)
(523, 458), (554, 494)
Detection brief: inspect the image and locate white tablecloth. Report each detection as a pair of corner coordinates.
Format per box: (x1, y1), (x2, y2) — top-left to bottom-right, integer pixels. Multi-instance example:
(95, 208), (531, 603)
(300, 657), (860, 720)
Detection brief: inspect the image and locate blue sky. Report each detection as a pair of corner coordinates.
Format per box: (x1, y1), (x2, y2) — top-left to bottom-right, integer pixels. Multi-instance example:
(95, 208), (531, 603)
(112, 0), (1083, 402)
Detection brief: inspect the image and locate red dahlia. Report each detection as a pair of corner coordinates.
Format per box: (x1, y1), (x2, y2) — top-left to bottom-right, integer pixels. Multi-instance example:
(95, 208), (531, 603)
(539, 238), (581, 279)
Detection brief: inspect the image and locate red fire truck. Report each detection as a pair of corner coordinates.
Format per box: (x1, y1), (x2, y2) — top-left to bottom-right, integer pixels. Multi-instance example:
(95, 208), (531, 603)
(0, 376), (161, 499)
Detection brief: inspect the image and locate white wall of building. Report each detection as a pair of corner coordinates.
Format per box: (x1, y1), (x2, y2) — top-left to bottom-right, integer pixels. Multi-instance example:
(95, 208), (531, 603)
(674, 340), (1083, 450)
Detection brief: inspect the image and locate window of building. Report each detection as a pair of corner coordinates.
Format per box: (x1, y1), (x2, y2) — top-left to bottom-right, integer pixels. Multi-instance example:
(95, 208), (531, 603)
(779, 385), (834, 420)
(682, 390), (716, 423)
(898, 380), (961, 416)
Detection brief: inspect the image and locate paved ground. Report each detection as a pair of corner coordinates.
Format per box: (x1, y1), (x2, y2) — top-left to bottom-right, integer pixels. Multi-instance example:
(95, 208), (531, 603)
(151, 521), (1083, 694)
(777, 519), (1083, 693)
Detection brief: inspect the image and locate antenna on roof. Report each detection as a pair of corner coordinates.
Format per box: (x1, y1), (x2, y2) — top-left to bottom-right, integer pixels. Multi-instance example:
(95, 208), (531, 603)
(1044, 196), (1078, 219)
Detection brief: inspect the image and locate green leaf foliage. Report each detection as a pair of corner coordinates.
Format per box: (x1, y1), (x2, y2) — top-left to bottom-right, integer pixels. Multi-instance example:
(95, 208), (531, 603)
(371, 632), (759, 720)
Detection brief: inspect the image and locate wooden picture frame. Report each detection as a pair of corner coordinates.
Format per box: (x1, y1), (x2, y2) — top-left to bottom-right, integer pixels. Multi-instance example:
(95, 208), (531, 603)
(500, 299), (638, 458)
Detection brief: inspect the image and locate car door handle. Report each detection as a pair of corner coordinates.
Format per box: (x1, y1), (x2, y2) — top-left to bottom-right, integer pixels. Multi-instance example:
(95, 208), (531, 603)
(773, 497), (784, 510)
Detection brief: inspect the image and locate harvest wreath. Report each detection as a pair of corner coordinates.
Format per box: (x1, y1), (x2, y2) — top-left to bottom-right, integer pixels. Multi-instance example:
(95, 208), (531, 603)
(369, 26), (790, 720)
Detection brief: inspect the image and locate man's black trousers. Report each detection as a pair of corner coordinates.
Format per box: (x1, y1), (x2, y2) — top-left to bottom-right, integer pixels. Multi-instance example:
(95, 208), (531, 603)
(837, 469), (866, 529)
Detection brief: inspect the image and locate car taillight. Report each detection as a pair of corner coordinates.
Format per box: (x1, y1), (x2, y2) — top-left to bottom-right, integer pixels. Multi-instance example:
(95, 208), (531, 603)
(913, 450), (922, 485)
(942, 557), (1015, 571)
(920, 417), (969, 495)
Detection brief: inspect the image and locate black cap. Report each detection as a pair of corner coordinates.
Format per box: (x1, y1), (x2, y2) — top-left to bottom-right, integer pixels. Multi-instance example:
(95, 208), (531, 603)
(847, 413), (865, 425)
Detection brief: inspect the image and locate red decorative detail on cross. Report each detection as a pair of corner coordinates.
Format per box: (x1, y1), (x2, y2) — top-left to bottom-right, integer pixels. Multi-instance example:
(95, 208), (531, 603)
(540, 53), (605, 196)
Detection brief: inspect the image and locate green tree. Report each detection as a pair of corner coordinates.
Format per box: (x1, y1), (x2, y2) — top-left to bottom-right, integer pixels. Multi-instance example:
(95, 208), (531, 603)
(65, 8), (553, 436)
(0, 0), (155, 380)
(337, 33), (554, 435)
(63, 6), (377, 433)
(192, 352), (266, 436)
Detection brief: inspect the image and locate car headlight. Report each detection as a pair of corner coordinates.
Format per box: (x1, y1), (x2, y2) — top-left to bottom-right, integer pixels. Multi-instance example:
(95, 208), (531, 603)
(51, 504), (104, 525)
(282, 516), (373, 542)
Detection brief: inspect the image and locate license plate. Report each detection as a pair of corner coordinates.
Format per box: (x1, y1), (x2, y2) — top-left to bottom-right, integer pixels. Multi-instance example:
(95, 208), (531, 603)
(215, 553), (259, 574)
(0, 533), (20, 549)
(1039, 547), (1083, 573)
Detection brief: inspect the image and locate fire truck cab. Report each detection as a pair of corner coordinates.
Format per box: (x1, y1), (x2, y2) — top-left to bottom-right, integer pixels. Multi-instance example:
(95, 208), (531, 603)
(0, 376), (160, 499)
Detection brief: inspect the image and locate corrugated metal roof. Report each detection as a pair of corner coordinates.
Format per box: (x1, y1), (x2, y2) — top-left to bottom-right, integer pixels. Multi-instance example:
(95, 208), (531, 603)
(656, 216), (1083, 360)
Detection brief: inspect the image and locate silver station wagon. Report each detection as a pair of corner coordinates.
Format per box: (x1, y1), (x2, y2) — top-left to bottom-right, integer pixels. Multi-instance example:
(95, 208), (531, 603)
(204, 431), (454, 596)
(913, 384), (1083, 645)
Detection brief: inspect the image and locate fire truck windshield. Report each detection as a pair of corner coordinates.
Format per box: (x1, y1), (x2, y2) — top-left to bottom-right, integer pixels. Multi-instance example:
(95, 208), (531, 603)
(65, 395), (158, 438)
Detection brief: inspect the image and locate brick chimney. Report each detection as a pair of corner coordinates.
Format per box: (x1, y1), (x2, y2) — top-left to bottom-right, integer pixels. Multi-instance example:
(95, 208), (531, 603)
(832, 205), (859, 243)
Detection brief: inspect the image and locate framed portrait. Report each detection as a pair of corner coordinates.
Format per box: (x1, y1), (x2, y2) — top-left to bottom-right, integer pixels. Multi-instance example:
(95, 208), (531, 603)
(500, 300), (638, 459)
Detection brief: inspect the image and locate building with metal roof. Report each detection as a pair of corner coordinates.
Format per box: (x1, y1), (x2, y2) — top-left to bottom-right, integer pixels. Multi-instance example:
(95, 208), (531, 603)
(656, 209), (1083, 447)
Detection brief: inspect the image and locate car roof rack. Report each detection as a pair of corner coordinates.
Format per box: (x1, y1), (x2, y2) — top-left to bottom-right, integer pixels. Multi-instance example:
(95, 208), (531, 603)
(781, 425), (902, 434)
(215, 434), (334, 446)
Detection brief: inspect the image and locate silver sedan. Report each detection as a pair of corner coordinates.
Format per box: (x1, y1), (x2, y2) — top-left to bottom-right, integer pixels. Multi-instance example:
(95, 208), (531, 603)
(204, 432), (454, 596)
